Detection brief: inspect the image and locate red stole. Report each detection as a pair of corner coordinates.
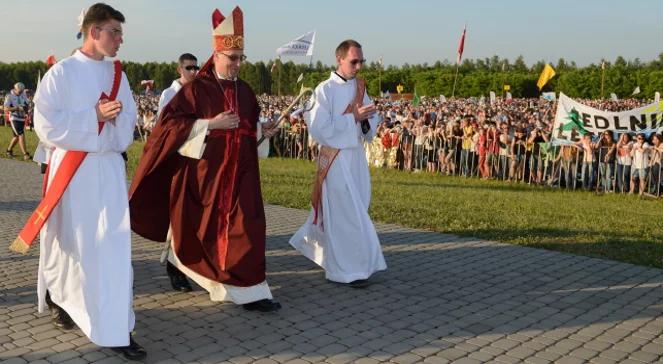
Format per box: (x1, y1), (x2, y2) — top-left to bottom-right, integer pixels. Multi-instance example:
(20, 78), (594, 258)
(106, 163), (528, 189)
(311, 77), (366, 227)
(10, 60), (123, 254)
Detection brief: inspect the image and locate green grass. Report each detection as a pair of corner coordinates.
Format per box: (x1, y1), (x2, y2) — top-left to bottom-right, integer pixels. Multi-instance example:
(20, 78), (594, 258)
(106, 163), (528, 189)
(0, 126), (145, 178)
(259, 157), (663, 269)
(4, 126), (663, 269)
(0, 125), (39, 159)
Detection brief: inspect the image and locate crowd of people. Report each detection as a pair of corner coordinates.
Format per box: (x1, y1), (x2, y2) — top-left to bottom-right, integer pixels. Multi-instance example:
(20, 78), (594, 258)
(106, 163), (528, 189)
(3, 83), (661, 196)
(266, 96), (663, 196)
(4, 89), (663, 196)
(2, 4), (659, 362)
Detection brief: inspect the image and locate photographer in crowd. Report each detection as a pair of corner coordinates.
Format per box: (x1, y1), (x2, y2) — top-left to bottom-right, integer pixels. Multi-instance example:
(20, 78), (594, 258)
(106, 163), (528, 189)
(4, 82), (31, 160)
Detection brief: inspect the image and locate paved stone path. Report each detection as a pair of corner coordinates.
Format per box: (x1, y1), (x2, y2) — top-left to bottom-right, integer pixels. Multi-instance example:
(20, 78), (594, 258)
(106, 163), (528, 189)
(1, 157), (663, 364)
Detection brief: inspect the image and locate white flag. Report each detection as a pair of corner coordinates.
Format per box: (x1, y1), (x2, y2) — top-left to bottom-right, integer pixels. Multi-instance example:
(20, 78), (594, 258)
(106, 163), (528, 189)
(610, 93), (619, 101)
(439, 95), (447, 103)
(489, 91), (496, 105)
(506, 92), (512, 100)
(276, 30), (316, 57)
(296, 73), (304, 84)
(632, 86), (641, 95)
(655, 92), (661, 102)
(541, 92), (556, 101)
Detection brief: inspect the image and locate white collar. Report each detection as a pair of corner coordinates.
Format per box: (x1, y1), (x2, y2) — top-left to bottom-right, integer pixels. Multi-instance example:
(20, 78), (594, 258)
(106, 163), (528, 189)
(73, 49), (107, 63)
(330, 71), (355, 85)
(215, 70), (237, 81)
(170, 79), (183, 92)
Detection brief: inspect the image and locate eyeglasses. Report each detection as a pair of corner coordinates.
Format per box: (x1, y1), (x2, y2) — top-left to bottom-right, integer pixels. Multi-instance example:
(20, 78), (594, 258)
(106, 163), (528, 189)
(218, 53), (247, 62)
(96, 26), (123, 38)
(184, 65), (200, 71)
(349, 59), (367, 66)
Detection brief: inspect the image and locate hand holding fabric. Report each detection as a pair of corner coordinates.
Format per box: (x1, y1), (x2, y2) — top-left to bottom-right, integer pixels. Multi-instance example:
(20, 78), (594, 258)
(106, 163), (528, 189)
(96, 99), (122, 124)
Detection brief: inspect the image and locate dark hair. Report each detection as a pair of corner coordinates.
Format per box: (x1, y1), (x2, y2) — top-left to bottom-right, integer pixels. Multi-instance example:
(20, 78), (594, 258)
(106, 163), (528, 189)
(81, 3), (125, 38)
(335, 39), (362, 59)
(178, 53), (197, 64)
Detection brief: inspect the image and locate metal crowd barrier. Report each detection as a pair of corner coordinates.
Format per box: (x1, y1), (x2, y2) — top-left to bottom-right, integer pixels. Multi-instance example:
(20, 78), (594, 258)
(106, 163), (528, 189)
(268, 129), (663, 197)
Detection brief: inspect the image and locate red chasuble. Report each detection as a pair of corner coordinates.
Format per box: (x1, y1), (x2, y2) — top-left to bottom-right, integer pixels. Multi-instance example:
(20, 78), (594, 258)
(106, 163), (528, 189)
(129, 66), (266, 287)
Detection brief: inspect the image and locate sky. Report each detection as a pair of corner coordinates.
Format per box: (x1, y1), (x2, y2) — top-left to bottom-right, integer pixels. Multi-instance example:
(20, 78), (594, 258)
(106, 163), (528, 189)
(1, 0), (662, 67)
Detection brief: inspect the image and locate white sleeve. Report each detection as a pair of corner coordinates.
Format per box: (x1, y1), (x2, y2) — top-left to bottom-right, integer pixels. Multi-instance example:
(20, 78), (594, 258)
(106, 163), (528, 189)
(178, 119), (209, 159)
(32, 141), (53, 164)
(33, 65), (100, 152)
(157, 88), (174, 115)
(306, 84), (358, 149)
(362, 91), (381, 143)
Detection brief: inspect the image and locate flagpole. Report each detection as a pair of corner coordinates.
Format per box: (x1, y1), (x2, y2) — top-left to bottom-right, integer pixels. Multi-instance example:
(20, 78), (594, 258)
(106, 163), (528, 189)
(452, 23), (466, 99)
(379, 56), (382, 96)
(600, 62), (605, 100)
(501, 60), (507, 98)
(278, 56), (282, 97)
(451, 63), (460, 98)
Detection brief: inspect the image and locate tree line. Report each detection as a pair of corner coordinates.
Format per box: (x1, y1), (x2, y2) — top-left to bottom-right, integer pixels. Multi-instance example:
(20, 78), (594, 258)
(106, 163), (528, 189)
(1, 54), (662, 99)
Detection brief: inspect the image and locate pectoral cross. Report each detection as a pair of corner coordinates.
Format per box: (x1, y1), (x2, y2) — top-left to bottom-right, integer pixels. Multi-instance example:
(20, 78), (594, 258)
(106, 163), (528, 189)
(33, 204), (48, 225)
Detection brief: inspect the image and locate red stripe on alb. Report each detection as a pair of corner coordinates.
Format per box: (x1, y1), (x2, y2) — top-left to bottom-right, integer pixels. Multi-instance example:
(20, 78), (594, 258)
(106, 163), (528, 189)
(10, 60), (123, 254)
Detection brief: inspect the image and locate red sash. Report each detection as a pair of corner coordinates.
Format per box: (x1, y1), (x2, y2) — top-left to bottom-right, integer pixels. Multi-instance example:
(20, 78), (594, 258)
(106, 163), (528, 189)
(10, 60), (123, 254)
(311, 145), (340, 227)
(342, 78), (366, 118)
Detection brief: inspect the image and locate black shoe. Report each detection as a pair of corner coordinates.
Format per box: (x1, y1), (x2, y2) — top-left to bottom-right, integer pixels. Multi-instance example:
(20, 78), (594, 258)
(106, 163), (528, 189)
(326, 279), (371, 289)
(111, 336), (147, 361)
(242, 299), (282, 312)
(166, 262), (192, 292)
(348, 279), (371, 288)
(45, 292), (76, 330)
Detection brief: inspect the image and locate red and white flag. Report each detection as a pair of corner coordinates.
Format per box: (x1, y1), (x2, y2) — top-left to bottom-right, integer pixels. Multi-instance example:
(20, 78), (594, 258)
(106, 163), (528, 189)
(46, 54), (57, 67)
(456, 25), (466, 65)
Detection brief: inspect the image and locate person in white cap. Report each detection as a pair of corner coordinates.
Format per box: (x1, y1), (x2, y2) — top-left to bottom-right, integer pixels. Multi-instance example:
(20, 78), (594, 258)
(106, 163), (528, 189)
(4, 82), (31, 159)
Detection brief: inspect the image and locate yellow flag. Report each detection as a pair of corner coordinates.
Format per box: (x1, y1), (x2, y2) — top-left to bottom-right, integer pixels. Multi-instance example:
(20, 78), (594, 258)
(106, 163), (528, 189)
(537, 63), (556, 91)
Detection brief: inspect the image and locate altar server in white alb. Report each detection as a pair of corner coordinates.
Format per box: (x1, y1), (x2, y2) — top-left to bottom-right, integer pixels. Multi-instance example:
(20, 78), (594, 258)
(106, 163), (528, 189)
(290, 39), (386, 288)
(32, 3), (145, 361)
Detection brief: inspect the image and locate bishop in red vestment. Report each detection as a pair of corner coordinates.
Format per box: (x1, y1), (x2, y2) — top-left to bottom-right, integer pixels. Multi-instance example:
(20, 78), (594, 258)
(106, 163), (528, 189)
(129, 5), (281, 312)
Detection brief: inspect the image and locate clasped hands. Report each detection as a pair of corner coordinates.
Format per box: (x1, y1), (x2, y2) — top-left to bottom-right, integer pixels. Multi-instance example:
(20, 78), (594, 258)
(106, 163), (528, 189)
(207, 110), (279, 137)
(343, 102), (376, 122)
(96, 99), (123, 125)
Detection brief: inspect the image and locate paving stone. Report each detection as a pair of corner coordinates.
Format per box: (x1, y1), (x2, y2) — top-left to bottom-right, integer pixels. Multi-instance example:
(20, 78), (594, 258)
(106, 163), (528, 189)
(1, 157), (663, 363)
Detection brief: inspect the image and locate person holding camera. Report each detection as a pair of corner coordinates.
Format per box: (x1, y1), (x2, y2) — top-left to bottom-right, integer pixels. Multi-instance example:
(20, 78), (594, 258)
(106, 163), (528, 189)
(4, 82), (31, 160)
